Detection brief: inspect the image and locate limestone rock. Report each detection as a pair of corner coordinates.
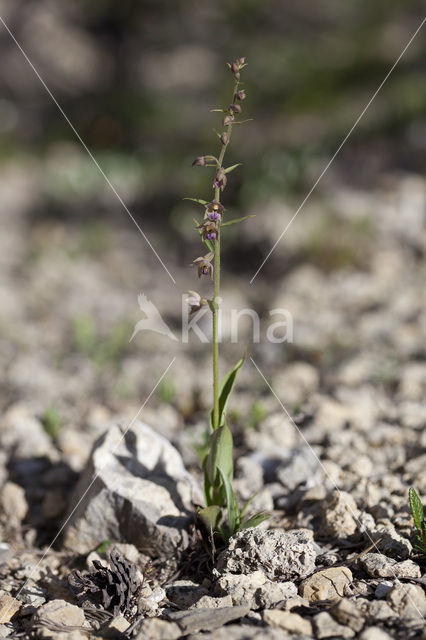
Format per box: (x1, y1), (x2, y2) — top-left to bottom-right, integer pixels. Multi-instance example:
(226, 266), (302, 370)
(263, 609), (312, 635)
(386, 581), (426, 613)
(359, 553), (421, 578)
(187, 625), (297, 640)
(0, 482), (28, 525)
(167, 605), (250, 634)
(63, 421), (198, 556)
(299, 567), (352, 602)
(0, 592), (20, 623)
(32, 600), (86, 638)
(216, 570), (297, 609)
(217, 528), (316, 581)
(330, 597), (365, 632)
(134, 618), (181, 640)
(359, 627), (394, 640)
(319, 490), (359, 538)
(313, 611), (355, 638)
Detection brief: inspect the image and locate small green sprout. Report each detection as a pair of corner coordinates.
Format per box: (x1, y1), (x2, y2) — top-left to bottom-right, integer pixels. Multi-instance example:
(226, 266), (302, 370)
(157, 377), (177, 404)
(409, 487), (426, 553)
(42, 407), (63, 441)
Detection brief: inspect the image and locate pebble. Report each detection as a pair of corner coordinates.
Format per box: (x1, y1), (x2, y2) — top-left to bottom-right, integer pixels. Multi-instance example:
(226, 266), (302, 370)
(359, 552), (421, 578)
(313, 611), (355, 638)
(0, 593), (20, 623)
(31, 600), (86, 638)
(299, 567), (352, 602)
(216, 570), (297, 609)
(318, 490), (360, 538)
(263, 609), (312, 635)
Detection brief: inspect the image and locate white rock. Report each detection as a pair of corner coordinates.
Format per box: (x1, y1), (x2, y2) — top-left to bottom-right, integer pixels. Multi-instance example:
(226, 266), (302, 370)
(300, 567), (352, 602)
(319, 490), (359, 538)
(359, 553), (420, 578)
(263, 609), (312, 635)
(359, 627), (393, 640)
(313, 611), (355, 638)
(63, 421), (199, 556)
(217, 528), (316, 581)
(32, 600), (86, 638)
(216, 570), (297, 609)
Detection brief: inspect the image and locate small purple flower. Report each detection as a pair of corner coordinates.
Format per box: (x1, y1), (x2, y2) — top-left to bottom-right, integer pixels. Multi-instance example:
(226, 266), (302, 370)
(201, 219), (219, 242)
(192, 156), (206, 167)
(191, 252), (214, 278)
(204, 201), (224, 223)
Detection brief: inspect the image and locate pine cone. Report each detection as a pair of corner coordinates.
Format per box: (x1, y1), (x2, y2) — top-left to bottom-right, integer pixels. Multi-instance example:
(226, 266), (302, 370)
(68, 548), (142, 617)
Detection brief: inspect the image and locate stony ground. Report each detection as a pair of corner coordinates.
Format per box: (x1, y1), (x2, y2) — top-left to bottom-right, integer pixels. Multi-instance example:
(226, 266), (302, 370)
(0, 162), (425, 639)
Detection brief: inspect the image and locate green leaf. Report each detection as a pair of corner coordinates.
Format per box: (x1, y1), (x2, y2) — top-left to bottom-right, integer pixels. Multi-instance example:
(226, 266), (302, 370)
(216, 355), (245, 429)
(203, 238), (215, 252)
(224, 163), (242, 174)
(409, 487), (424, 533)
(184, 197), (209, 206)
(202, 458), (214, 506)
(232, 119), (253, 125)
(219, 467), (240, 536)
(239, 512), (270, 531)
(239, 492), (258, 520)
(206, 423), (234, 486)
(95, 540), (111, 554)
(198, 505), (221, 532)
(221, 215), (255, 228)
(210, 108), (225, 112)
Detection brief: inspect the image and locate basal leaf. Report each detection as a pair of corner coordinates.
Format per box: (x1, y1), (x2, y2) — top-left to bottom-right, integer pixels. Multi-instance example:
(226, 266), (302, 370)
(239, 512), (270, 531)
(221, 215), (255, 228)
(239, 492), (258, 520)
(198, 505), (221, 532)
(202, 458), (214, 506)
(206, 423), (234, 486)
(409, 487), (424, 532)
(219, 468), (240, 537)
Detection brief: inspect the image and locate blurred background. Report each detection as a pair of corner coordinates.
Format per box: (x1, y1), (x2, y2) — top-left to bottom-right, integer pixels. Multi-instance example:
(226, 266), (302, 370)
(0, 0), (425, 481)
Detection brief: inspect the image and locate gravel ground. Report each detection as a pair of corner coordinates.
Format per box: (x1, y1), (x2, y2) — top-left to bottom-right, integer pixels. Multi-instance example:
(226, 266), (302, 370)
(0, 163), (425, 639)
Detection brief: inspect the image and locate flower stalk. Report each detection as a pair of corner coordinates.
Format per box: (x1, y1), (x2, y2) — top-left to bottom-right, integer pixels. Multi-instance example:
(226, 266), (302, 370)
(186, 57), (269, 542)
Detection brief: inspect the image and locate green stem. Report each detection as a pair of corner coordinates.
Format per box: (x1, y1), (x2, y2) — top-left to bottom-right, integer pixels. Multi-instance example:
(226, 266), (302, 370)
(212, 78), (239, 430)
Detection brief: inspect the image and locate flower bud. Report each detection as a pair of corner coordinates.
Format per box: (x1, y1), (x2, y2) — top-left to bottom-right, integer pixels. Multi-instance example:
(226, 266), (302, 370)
(237, 57), (246, 66)
(192, 156), (206, 167)
(223, 114), (234, 127)
(235, 90), (246, 101)
(220, 132), (229, 146)
(230, 62), (240, 79)
(229, 103), (242, 114)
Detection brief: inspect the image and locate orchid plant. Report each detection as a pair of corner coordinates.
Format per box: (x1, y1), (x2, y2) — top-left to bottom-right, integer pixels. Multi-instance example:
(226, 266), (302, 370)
(186, 57), (268, 543)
